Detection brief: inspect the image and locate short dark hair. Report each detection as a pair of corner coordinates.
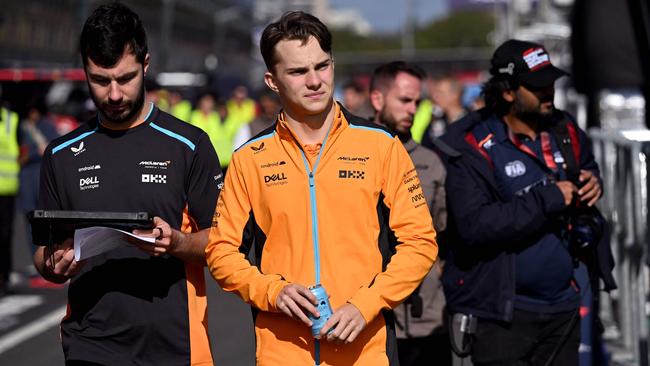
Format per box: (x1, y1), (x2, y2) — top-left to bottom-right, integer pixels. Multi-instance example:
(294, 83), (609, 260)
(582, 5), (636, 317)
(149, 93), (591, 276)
(370, 61), (426, 93)
(482, 75), (518, 116)
(80, 2), (148, 67)
(259, 11), (332, 72)
(343, 79), (365, 93)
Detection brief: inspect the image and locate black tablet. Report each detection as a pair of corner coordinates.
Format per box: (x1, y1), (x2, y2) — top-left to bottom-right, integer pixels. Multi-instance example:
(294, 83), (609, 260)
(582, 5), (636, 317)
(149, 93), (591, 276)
(28, 210), (154, 245)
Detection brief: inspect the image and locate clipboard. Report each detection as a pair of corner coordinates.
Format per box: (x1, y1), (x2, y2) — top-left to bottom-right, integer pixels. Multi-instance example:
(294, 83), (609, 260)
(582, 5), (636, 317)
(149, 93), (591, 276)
(28, 210), (154, 246)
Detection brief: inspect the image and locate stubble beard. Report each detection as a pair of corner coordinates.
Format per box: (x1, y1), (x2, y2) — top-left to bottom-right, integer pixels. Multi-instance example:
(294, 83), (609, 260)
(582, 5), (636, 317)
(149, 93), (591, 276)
(90, 80), (146, 125)
(380, 108), (411, 141)
(512, 96), (555, 125)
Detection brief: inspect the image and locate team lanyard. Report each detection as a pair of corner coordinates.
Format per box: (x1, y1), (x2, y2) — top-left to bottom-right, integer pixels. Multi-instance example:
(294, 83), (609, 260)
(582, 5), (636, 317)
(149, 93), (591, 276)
(508, 129), (557, 171)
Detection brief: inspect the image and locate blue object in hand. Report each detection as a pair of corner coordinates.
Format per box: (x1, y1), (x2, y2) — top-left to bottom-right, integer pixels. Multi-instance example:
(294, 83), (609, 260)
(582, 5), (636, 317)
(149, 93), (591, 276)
(308, 284), (333, 337)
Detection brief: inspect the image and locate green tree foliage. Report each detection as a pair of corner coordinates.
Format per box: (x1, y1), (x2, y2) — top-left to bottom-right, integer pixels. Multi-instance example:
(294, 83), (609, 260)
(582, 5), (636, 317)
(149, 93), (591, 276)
(415, 10), (494, 48)
(331, 29), (400, 53)
(331, 10), (494, 53)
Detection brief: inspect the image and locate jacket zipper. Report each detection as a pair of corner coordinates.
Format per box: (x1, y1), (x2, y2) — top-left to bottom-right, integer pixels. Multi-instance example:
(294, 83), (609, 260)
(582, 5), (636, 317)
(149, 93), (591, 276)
(297, 129), (331, 366)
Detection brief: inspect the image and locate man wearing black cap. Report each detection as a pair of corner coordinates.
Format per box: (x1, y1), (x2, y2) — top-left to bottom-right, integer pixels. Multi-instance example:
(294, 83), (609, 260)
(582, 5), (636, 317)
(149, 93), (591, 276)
(433, 39), (611, 365)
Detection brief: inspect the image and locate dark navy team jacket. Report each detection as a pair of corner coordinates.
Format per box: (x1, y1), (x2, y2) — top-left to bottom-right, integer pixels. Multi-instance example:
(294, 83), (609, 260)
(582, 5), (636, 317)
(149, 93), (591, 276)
(434, 108), (616, 322)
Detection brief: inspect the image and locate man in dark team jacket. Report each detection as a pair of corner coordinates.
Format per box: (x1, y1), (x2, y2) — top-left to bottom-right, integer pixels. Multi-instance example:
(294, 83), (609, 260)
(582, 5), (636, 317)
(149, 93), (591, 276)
(434, 39), (615, 365)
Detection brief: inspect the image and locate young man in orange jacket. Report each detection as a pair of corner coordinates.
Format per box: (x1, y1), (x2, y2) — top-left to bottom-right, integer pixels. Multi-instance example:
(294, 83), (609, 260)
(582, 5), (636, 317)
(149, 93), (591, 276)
(206, 11), (438, 366)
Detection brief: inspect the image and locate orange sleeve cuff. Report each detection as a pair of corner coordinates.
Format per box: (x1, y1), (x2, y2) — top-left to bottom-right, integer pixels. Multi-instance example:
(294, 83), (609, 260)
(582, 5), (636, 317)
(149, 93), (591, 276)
(347, 287), (383, 324)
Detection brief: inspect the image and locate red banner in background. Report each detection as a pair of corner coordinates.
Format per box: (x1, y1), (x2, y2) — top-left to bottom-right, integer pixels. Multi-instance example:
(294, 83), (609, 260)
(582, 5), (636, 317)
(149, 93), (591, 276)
(0, 69), (86, 82)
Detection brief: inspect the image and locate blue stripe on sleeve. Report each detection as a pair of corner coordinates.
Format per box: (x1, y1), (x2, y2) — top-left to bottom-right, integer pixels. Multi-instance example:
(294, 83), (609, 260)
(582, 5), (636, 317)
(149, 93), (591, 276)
(150, 123), (196, 151)
(52, 128), (98, 155)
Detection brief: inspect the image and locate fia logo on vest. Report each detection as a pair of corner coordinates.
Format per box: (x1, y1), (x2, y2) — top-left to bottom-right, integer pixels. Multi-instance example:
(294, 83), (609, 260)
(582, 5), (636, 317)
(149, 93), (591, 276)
(505, 160), (526, 178)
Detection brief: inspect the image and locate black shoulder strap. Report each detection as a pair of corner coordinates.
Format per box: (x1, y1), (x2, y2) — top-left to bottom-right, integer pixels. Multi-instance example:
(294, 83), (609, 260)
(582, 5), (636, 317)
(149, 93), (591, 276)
(432, 137), (461, 159)
(549, 116), (580, 184)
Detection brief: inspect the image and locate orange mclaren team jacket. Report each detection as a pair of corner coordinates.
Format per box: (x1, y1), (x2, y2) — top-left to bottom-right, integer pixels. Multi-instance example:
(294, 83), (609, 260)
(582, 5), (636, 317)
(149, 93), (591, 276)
(206, 103), (438, 365)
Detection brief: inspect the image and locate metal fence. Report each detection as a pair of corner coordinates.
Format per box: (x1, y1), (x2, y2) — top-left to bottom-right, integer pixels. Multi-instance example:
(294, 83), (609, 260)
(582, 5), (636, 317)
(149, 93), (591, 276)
(589, 90), (649, 366)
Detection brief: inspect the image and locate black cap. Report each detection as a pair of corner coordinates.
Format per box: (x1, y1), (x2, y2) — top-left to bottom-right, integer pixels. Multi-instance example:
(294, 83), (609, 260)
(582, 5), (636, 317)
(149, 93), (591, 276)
(490, 39), (569, 88)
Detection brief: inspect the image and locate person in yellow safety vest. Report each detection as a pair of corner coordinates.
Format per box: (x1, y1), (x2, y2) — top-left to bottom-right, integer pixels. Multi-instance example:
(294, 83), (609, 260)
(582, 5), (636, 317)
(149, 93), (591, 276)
(169, 90), (192, 123)
(412, 74), (469, 150)
(411, 98), (434, 144)
(189, 92), (240, 168)
(0, 104), (20, 296)
(144, 79), (170, 113)
(226, 85), (256, 127)
(155, 89), (170, 112)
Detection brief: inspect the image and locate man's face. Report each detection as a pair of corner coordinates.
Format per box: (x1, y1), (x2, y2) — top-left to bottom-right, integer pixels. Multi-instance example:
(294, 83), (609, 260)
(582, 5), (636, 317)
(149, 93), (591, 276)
(232, 86), (248, 102)
(512, 83), (555, 123)
(431, 79), (460, 111)
(264, 36), (334, 118)
(85, 47), (148, 126)
(198, 95), (215, 114)
(373, 72), (421, 139)
(343, 87), (364, 112)
(259, 95), (280, 117)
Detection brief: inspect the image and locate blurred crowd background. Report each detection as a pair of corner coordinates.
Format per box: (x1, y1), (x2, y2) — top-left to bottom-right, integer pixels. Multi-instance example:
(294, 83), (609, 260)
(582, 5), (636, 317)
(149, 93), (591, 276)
(0, 0), (580, 135)
(1, 0), (649, 365)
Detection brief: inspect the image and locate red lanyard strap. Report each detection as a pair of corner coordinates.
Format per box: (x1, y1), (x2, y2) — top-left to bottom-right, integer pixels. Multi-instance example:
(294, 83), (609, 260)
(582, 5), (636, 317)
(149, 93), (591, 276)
(508, 129), (557, 170)
(540, 132), (557, 170)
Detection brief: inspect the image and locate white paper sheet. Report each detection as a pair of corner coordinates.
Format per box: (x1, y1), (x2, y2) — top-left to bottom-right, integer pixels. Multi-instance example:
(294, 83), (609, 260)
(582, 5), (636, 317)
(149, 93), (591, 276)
(73, 226), (155, 261)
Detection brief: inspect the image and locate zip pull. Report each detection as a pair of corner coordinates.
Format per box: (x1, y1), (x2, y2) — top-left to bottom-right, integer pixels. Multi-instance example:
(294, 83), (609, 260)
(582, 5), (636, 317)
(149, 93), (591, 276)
(309, 172), (314, 188)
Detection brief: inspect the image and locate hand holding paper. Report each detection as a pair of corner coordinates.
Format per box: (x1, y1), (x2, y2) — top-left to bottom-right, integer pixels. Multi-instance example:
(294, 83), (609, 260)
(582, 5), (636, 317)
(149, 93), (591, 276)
(44, 237), (82, 279)
(131, 217), (175, 257)
(74, 226), (155, 261)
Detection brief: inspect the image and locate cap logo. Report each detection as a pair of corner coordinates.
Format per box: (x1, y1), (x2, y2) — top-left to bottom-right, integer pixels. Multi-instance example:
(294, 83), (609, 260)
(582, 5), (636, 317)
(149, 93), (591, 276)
(522, 47), (550, 71)
(498, 62), (515, 75)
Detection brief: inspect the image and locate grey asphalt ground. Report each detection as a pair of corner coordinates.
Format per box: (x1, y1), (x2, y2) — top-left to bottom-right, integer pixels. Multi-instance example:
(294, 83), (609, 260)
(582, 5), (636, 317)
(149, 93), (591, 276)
(0, 213), (255, 366)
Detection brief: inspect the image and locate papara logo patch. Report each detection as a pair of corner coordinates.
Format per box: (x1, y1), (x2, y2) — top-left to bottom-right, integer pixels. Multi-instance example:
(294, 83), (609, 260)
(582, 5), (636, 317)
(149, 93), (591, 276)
(71, 141), (86, 156)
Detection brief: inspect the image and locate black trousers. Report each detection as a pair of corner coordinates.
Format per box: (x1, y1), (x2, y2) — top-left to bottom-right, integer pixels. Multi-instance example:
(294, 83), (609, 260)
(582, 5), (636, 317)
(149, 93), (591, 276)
(397, 332), (452, 366)
(0, 195), (15, 288)
(472, 308), (580, 366)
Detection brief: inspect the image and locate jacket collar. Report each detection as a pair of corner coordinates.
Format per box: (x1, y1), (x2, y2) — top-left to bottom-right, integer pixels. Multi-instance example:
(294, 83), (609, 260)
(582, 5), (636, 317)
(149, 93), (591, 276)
(275, 101), (346, 145)
(435, 108), (501, 194)
(440, 108), (493, 150)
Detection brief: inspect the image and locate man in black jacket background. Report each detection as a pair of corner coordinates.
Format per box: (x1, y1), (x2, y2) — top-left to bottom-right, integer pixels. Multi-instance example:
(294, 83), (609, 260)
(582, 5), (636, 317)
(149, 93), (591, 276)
(435, 39), (613, 366)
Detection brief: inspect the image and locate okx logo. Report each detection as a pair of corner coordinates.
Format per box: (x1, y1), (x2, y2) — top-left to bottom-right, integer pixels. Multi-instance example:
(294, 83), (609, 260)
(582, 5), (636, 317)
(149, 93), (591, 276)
(339, 170), (365, 179)
(142, 174), (167, 184)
